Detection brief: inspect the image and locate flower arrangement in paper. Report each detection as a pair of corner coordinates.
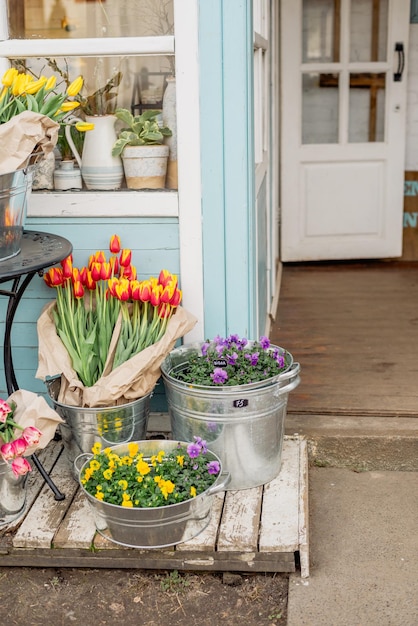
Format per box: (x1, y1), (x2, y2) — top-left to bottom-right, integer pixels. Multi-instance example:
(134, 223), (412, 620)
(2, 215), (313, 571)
(0, 399), (39, 476)
(172, 335), (290, 386)
(43, 234), (182, 388)
(0, 68), (85, 125)
(80, 437), (220, 508)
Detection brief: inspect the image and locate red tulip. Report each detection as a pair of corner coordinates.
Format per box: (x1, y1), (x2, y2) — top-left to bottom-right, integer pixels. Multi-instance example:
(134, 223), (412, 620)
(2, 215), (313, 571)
(115, 278), (131, 301)
(61, 255), (73, 279)
(100, 261), (112, 280)
(150, 284), (162, 307)
(138, 280), (151, 302)
(119, 248), (132, 268)
(170, 287), (182, 307)
(130, 280), (141, 300)
(109, 255), (119, 276)
(85, 270), (96, 291)
(44, 266), (64, 287)
(73, 280), (85, 299)
(109, 234), (121, 254)
(90, 262), (102, 282)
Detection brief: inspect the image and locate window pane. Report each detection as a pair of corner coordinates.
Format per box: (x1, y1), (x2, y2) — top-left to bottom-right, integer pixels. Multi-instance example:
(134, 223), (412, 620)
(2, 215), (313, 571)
(350, 0), (388, 62)
(349, 73), (386, 142)
(7, 0), (174, 39)
(302, 0), (339, 63)
(302, 72), (339, 144)
(16, 55), (174, 114)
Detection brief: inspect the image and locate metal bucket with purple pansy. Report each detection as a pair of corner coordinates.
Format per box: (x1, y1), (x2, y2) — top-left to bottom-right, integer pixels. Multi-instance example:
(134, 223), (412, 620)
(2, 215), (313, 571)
(161, 338), (301, 490)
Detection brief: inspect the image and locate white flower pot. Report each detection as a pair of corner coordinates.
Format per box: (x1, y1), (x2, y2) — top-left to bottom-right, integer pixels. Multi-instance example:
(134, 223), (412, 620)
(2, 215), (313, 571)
(121, 145), (169, 190)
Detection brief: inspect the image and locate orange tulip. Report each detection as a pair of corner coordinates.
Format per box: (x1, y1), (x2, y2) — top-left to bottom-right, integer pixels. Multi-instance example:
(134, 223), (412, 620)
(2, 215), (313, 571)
(109, 234), (121, 254)
(138, 280), (152, 302)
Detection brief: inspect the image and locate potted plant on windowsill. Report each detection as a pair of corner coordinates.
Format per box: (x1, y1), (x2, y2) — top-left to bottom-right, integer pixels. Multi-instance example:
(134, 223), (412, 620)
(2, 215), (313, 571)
(160, 335), (301, 490)
(112, 108), (172, 189)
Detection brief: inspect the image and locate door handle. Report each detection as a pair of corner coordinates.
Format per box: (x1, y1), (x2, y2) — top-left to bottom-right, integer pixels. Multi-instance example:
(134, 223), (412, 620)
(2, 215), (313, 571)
(394, 42), (405, 82)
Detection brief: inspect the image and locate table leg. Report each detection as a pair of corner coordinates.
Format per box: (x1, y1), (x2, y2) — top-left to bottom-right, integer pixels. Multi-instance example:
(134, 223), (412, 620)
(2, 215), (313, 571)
(1, 272), (65, 501)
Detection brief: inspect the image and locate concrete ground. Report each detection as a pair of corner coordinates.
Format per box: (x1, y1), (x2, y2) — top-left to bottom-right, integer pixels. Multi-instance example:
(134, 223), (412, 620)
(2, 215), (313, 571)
(287, 465), (418, 626)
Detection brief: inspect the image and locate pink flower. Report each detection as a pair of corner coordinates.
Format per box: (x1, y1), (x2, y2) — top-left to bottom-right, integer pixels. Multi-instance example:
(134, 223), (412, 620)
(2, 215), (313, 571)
(0, 399), (12, 423)
(22, 426), (42, 446)
(0, 442), (14, 461)
(11, 438), (28, 457)
(11, 457), (31, 477)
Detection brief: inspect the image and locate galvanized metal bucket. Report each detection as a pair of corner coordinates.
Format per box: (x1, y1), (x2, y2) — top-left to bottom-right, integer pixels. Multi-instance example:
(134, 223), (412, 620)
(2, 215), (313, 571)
(0, 167), (34, 261)
(161, 344), (301, 490)
(45, 376), (151, 479)
(74, 439), (230, 548)
(0, 460), (27, 527)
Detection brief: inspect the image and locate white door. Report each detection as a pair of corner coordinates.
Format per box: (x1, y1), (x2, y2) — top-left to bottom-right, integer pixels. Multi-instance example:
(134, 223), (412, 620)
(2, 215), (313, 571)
(280, 0), (410, 262)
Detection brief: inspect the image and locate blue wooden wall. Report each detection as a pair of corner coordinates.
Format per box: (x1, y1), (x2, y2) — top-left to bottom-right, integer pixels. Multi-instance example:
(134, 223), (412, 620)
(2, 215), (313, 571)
(199, 0), (256, 340)
(0, 217), (179, 411)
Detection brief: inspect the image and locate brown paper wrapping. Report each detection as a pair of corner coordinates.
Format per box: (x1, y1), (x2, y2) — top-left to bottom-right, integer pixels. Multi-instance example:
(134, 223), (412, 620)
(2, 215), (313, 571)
(36, 301), (197, 408)
(5, 389), (64, 457)
(0, 111), (59, 175)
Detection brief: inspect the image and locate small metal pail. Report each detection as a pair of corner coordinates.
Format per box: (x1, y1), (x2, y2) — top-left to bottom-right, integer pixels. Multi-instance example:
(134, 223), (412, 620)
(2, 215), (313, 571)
(0, 460), (27, 527)
(74, 440), (230, 548)
(45, 376), (151, 480)
(161, 344), (301, 490)
(0, 167), (34, 261)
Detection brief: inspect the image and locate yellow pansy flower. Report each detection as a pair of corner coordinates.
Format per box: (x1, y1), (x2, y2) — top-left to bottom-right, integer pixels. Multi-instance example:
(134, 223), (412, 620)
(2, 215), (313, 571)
(190, 486), (197, 498)
(92, 442), (102, 455)
(128, 442), (139, 457)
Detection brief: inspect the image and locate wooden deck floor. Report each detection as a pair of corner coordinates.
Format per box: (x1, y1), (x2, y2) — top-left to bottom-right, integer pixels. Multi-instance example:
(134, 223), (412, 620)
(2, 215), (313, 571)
(272, 262), (418, 419)
(0, 437), (309, 578)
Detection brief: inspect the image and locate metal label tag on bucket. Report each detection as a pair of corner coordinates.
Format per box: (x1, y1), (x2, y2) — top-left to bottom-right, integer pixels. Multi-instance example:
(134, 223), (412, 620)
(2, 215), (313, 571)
(213, 359), (227, 367)
(233, 399), (249, 408)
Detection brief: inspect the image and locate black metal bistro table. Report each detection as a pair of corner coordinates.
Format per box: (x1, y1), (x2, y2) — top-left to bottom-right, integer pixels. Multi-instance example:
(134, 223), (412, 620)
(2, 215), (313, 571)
(0, 230), (73, 500)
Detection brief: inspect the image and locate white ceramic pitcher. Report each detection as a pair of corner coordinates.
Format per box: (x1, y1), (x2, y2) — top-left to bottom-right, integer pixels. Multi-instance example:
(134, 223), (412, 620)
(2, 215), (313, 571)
(65, 115), (124, 190)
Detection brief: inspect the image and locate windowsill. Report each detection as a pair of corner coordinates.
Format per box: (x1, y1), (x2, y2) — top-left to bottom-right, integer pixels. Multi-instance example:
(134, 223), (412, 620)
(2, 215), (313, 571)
(28, 190), (179, 218)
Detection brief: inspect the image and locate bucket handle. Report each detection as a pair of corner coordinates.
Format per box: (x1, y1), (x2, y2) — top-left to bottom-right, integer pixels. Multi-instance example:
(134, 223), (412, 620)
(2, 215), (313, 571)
(279, 361), (300, 382)
(73, 452), (93, 476)
(206, 471), (231, 495)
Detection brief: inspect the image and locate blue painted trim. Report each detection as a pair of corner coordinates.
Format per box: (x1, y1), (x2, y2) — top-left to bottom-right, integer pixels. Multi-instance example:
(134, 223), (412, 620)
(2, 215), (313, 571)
(199, 0), (256, 340)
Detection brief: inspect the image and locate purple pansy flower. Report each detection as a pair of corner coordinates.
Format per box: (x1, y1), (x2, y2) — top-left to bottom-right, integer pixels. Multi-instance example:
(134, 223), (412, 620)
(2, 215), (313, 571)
(227, 352), (238, 365)
(260, 336), (270, 350)
(187, 443), (201, 458)
(207, 460), (220, 475)
(211, 367), (228, 384)
(201, 342), (210, 356)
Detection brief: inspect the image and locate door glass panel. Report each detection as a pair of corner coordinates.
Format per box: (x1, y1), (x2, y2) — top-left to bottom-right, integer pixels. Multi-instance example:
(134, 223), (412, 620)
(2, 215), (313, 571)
(7, 0), (174, 39)
(302, 0), (339, 63)
(349, 72), (386, 142)
(302, 73), (339, 144)
(350, 0), (388, 62)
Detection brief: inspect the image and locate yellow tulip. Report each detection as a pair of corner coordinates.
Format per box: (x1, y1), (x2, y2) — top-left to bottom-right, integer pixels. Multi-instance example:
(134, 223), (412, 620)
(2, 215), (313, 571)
(58, 101), (80, 112)
(0, 86), (7, 101)
(12, 73), (32, 96)
(25, 76), (47, 95)
(1, 67), (18, 87)
(66, 76), (83, 97)
(45, 75), (57, 90)
(75, 121), (94, 132)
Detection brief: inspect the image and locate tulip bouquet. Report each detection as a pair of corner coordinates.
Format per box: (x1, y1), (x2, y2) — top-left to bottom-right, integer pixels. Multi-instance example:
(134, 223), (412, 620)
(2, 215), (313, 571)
(0, 67), (91, 174)
(37, 235), (197, 407)
(0, 390), (63, 476)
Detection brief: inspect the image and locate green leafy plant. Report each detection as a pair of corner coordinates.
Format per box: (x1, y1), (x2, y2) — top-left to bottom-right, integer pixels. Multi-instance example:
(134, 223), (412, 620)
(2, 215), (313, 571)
(172, 335), (290, 387)
(111, 108), (172, 156)
(80, 437), (221, 508)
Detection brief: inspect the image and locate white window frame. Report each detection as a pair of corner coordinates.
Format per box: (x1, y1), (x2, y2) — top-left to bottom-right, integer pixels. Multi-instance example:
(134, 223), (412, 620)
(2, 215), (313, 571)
(0, 0), (204, 340)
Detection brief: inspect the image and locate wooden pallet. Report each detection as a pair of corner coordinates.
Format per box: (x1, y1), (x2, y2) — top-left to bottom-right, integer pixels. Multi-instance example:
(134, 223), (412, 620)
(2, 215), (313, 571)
(0, 436), (309, 578)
